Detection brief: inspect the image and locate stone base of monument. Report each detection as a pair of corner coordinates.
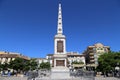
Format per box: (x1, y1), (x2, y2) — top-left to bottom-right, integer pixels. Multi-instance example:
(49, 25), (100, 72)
(52, 66), (69, 72)
(51, 66), (71, 79)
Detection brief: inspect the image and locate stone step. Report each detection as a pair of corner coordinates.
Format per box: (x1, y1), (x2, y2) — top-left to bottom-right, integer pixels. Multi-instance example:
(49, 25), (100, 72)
(51, 67), (69, 72)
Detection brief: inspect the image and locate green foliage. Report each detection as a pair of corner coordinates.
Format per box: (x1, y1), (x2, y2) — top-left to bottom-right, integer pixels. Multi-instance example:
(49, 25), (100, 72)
(0, 63), (2, 71)
(0, 58), (38, 73)
(72, 61), (84, 64)
(29, 59), (38, 71)
(0, 62), (9, 71)
(97, 52), (120, 72)
(9, 58), (26, 73)
(39, 62), (51, 70)
(9, 58), (38, 73)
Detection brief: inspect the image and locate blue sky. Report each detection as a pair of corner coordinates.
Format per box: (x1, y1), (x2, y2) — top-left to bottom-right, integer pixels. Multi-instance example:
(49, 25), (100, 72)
(0, 0), (120, 58)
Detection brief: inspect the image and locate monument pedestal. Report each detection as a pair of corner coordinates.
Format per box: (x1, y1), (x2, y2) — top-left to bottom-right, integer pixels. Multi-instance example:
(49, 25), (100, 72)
(52, 66), (69, 72)
(51, 66), (70, 79)
(53, 54), (67, 67)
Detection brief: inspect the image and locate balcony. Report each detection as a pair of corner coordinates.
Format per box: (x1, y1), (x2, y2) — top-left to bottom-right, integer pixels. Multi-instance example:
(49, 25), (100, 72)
(90, 56), (94, 58)
(72, 64), (85, 68)
(88, 50), (94, 53)
(90, 60), (95, 62)
(89, 53), (94, 55)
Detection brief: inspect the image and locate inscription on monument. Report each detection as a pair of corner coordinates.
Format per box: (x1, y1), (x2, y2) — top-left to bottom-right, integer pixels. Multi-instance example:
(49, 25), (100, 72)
(56, 60), (65, 66)
(57, 41), (63, 52)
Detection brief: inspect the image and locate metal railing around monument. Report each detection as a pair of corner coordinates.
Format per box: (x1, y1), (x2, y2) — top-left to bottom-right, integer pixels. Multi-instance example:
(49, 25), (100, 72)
(27, 69), (51, 80)
(70, 69), (95, 80)
(27, 69), (95, 80)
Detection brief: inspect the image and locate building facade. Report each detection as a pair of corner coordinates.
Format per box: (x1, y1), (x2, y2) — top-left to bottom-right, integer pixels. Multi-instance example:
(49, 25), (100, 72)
(83, 43), (110, 70)
(67, 52), (85, 69)
(0, 51), (30, 64)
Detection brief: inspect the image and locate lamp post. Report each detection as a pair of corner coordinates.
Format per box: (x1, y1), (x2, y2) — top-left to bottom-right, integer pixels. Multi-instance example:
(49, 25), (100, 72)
(115, 63), (120, 77)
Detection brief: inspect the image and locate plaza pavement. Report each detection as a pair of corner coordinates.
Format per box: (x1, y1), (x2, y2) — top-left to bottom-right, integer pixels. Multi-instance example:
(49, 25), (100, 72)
(95, 76), (120, 80)
(0, 76), (120, 80)
(0, 76), (27, 80)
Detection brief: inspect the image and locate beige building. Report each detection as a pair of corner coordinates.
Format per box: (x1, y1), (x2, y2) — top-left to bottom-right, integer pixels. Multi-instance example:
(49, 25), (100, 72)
(67, 52), (85, 69)
(0, 51), (30, 64)
(83, 43), (110, 70)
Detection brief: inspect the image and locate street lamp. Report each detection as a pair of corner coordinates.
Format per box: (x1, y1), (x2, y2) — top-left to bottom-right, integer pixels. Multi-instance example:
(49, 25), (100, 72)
(115, 63), (120, 77)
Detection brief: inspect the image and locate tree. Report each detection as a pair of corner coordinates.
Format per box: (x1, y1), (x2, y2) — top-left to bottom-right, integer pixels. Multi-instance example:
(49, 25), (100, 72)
(0, 62), (9, 72)
(28, 59), (38, 71)
(114, 52), (120, 64)
(39, 62), (51, 70)
(0, 62), (9, 75)
(9, 58), (38, 74)
(0, 62), (2, 71)
(23, 60), (30, 72)
(9, 58), (28, 73)
(97, 52), (120, 73)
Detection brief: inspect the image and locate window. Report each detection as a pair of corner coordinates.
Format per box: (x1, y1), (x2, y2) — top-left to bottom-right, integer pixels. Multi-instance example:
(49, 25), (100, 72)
(97, 48), (99, 50)
(101, 48), (103, 50)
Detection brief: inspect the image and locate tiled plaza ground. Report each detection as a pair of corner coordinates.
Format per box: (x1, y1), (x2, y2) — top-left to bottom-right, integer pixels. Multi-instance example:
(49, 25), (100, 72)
(95, 76), (120, 80)
(0, 76), (120, 80)
(0, 76), (27, 80)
